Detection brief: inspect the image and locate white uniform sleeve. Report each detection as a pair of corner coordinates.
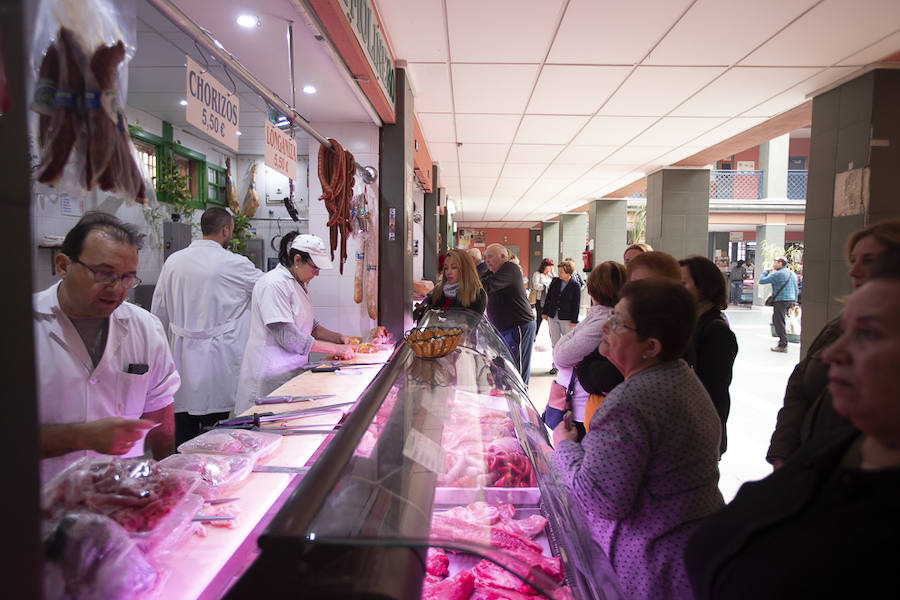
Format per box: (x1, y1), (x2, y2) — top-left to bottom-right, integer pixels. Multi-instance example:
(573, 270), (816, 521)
(257, 278), (298, 326)
(150, 269), (170, 334)
(233, 256), (264, 297)
(143, 315), (180, 414)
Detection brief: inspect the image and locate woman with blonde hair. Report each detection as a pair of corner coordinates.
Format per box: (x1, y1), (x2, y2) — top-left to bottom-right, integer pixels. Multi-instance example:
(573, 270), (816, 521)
(414, 248), (487, 319)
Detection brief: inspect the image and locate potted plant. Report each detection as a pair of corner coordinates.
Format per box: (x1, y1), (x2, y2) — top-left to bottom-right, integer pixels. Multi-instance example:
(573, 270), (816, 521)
(155, 153), (195, 223)
(228, 213), (255, 257)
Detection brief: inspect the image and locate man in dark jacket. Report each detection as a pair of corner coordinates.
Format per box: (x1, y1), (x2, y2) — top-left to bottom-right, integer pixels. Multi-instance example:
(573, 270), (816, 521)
(468, 247), (490, 281)
(483, 244), (536, 385)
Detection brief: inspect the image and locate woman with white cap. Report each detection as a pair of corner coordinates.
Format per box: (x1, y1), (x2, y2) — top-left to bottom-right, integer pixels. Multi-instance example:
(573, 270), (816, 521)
(233, 232), (356, 414)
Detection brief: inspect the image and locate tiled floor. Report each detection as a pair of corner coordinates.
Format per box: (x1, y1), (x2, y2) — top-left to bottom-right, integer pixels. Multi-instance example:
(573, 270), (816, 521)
(526, 304), (798, 503)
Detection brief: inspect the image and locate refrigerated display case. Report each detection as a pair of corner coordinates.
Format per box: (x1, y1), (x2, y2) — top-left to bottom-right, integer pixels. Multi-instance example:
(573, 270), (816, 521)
(225, 308), (622, 599)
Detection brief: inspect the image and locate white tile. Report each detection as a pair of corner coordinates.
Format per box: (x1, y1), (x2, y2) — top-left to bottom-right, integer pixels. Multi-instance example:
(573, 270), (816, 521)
(455, 114), (521, 144)
(429, 142), (460, 163)
(407, 63), (454, 113)
(542, 163), (594, 179)
(741, 67), (856, 117)
(451, 64), (539, 114)
(630, 116), (728, 146)
(671, 67), (820, 117)
(527, 65), (631, 115)
(458, 143), (510, 163)
(377, 0), (448, 62)
(838, 29), (900, 66)
(500, 163), (544, 179)
(554, 145), (618, 164)
(599, 66), (726, 116)
(506, 144), (565, 163)
(417, 113), (457, 143)
(515, 115), (590, 144)
(571, 116), (658, 146)
(688, 117), (769, 148)
(460, 163), (504, 179)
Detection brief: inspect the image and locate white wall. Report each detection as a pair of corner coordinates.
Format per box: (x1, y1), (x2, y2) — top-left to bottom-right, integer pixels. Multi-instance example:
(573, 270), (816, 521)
(305, 122), (380, 337)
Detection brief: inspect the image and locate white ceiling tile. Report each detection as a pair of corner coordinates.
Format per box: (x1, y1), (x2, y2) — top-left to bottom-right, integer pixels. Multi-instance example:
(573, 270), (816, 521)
(838, 29), (900, 66)
(515, 115), (590, 144)
(549, 0), (694, 64)
(451, 64), (539, 114)
(429, 142), (460, 163)
(455, 114), (521, 144)
(406, 63), (454, 113)
(458, 143), (510, 162)
(554, 145), (618, 164)
(741, 0), (900, 67)
(630, 117), (728, 146)
(571, 116), (659, 146)
(493, 178), (535, 196)
(461, 178), (500, 194)
(654, 146), (707, 166)
(506, 144), (565, 163)
(460, 163), (504, 178)
(377, 0), (448, 62)
(543, 163), (594, 179)
(416, 113), (456, 143)
(645, 0), (818, 66)
(670, 67), (821, 117)
(742, 67), (856, 117)
(602, 146), (670, 165)
(599, 67), (726, 116)
(437, 162), (459, 177)
(687, 117), (769, 148)
(527, 66), (632, 115)
(447, 0), (566, 62)
(500, 164), (544, 179)
(580, 165), (635, 183)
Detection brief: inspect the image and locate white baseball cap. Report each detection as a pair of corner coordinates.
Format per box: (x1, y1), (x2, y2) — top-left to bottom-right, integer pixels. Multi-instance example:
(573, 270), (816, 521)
(290, 234), (334, 269)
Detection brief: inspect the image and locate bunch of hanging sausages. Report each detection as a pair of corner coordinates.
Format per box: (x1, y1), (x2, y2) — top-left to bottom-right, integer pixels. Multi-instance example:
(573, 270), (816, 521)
(317, 138), (355, 274)
(32, 27), (146, 203)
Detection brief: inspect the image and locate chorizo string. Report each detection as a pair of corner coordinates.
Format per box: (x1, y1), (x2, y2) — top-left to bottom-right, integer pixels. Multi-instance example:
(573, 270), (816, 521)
(317, 137), (355, 274)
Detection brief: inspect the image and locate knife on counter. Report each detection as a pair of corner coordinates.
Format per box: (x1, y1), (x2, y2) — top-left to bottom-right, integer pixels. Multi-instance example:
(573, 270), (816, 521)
(252, 465), (311, 474)
(255, 394), (336, 405)
(214, 401), (357, 428)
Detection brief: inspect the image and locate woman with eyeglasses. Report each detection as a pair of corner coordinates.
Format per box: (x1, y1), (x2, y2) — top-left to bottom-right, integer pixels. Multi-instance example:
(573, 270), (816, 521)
(552, 279), (723, 600)
(234, 232), (356, 415)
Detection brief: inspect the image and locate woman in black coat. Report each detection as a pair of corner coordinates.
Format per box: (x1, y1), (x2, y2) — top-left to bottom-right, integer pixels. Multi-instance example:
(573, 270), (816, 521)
(680, 256), (738, 456)
(541, 260), (582, 374)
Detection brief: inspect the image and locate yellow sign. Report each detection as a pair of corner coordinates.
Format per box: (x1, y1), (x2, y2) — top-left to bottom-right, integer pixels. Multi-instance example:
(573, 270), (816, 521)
(184, 56), (240, 151)
(264, 120), (297, 179)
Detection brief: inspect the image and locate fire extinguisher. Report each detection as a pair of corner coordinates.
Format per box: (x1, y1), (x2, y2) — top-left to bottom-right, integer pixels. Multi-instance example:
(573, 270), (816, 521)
(582, 245), (592, 273)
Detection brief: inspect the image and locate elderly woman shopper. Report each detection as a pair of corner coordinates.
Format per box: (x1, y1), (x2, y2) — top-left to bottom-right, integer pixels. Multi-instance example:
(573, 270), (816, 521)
(680, 256), (738, 455)
(545, 261), (626, 436)
(553, 279), (723, 600)
(542, 260), (582, 374)
(414, 248), (486, 319)
(767, 219), (900, 468)
(686, 245), (900, 599)
(531, 258), (554, 335)
(625, 250), (681, 282)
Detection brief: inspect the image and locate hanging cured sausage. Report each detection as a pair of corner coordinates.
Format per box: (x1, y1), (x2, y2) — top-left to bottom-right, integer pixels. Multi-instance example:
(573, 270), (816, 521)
(317, 138), (355, 274)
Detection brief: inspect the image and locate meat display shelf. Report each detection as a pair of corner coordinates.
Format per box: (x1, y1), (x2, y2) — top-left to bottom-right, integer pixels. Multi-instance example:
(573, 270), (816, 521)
(224, 308), (623, 599)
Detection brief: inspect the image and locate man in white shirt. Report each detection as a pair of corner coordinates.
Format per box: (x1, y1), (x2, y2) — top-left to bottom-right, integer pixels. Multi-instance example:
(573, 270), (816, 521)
(36, 212), (179, 481)
(152, 207), (263, 445)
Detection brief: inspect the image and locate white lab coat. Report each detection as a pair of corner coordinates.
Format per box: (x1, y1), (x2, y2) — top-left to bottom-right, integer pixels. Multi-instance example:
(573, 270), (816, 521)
(151, 240), (262, 416)
(233, 264), (315, 415)
(34, 282), (180, 482)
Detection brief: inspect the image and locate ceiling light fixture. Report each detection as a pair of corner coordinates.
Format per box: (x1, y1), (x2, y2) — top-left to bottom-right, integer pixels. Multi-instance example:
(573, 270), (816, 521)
(236, 14), (258, 28)
(302, 85), (317, 94)
(179, 99), (188, 106)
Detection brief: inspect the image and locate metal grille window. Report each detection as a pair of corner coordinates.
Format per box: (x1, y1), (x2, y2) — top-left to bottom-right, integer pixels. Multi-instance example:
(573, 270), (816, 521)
(710, 170), (763, 199)
(787, 170), (808, 200)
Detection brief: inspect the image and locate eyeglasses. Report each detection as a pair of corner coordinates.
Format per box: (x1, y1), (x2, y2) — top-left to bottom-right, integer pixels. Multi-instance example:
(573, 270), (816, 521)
(606, 312), (637, 335)
(71, 257), (141, 289)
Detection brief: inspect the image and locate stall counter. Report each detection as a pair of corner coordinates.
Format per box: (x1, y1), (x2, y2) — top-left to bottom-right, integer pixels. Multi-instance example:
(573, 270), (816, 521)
(154, 350), (392, 599)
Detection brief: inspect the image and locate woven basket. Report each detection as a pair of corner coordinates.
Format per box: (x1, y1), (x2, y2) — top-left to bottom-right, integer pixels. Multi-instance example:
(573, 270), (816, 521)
(405, 327), (463, 358)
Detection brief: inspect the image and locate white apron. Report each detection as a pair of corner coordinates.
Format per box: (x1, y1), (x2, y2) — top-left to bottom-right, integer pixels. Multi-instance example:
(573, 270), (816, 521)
(233, 265), (315, 415)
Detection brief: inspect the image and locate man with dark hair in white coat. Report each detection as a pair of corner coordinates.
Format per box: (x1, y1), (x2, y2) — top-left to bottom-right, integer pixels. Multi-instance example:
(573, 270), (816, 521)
(152, 207), (262, 445)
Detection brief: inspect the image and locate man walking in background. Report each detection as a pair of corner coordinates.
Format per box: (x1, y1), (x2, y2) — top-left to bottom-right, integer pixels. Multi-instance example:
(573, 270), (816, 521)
(758, 257), (798, 353)
(468, 247), (490, 280)
(152, 207), (263, 445)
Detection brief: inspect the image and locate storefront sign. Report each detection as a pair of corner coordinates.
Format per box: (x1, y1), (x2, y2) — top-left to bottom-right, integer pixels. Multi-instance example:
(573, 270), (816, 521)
(307, 0), (396, 123)
(184, 56), (240, 151)
(729, 231), (744, 242)
(263, 120), (297, 179)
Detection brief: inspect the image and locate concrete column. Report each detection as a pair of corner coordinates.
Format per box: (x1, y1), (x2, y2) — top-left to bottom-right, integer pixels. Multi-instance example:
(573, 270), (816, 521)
(760, 133), (790, 199)
(541, 221), (560, 264)
(646, 168), (710, 259)
(378, 67), (414, 341)
(588, 199), (627, 266)
(423, 165), (439, 281)
(559, 213), (588, 267)
(754, 223), (786, 305)
(708, 232), (730, 261)
(437, 188), (449, 255)
(802, 68), (900, 349)
(528, 229), (541, 277)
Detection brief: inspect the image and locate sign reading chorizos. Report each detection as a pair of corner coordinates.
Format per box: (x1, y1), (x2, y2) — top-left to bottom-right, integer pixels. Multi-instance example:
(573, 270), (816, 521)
(184, 56), (240, 151)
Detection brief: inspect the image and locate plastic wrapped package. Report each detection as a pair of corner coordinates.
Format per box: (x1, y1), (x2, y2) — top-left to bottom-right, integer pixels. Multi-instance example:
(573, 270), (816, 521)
(158, 453), (255, 500)
(130, 492), (204, 556)
(177, 429), (282, 462)
(42, 457), (201, 536)
(42, 512), (158, 600)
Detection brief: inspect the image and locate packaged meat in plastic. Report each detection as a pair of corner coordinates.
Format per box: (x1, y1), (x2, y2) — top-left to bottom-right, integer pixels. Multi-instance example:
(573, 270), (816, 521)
(42, 511), (158, 600)
(42, 457), (201, 536)
(159, 453), (254, 499)
(177, 429), (282, 462)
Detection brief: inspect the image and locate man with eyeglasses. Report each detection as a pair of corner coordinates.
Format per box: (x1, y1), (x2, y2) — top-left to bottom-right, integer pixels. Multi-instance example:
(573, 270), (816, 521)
(34, 212), (179, 481)
(151, 207), (262, 446)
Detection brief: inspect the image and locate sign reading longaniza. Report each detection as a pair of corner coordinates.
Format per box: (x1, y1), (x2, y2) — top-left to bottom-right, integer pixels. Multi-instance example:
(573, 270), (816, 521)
(264, 120), (297, 179)
(185, 56), (240, 152)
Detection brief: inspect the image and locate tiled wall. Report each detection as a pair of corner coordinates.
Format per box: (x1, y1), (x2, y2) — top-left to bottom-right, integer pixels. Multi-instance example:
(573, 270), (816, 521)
(305, 122), (381, 338)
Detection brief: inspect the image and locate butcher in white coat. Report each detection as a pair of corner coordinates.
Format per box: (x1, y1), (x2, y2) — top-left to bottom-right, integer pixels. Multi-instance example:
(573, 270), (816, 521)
(233, 232), (356, 415)
(151, 207), (263, 446)
(37, 212), (179, 482)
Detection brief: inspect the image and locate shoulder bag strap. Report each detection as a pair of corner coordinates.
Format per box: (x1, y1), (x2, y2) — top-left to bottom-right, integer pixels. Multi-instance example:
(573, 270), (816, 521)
(772, 275), (790, 299)
(565, 368), (578, 410)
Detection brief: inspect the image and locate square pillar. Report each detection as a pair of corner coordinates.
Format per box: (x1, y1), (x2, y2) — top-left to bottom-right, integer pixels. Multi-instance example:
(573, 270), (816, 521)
(559, 213), (588, 267)
(588, 199), (627, 266)
(378, 67), (414, 341)
(803, 68), (900, 349)
(541, 221), (560, 264)
(646, 168), (710, 259)
(760, 133), (790, 199)
(754, 223), (786, 306)
(423, 164), (439, 281)
(528, 229), (542, 277)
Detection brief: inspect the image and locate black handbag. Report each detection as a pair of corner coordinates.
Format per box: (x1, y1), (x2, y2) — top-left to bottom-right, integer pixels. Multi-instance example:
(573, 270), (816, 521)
(575, 348), (624, 396)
